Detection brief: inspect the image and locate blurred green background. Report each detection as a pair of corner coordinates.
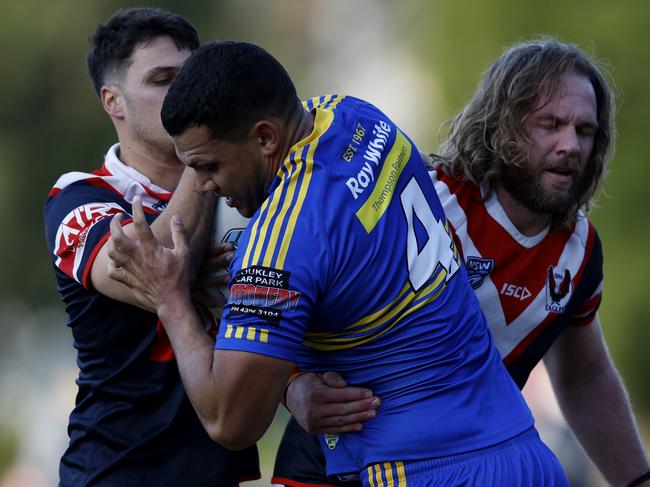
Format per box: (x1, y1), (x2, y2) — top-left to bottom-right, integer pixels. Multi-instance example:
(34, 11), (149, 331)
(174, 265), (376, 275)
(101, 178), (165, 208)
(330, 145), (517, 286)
(0, 0), (648, 485)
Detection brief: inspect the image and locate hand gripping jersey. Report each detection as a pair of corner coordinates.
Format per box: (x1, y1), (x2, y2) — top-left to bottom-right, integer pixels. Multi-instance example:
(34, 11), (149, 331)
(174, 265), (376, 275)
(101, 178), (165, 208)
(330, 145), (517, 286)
(44, 144), (259, 486)
(217, 96), (534, 476)
(431, 167), (603, 388)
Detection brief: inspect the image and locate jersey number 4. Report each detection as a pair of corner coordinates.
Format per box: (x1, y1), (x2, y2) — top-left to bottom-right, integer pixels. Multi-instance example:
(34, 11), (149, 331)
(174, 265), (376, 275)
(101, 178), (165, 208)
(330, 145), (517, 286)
(400, 177), (459, 292)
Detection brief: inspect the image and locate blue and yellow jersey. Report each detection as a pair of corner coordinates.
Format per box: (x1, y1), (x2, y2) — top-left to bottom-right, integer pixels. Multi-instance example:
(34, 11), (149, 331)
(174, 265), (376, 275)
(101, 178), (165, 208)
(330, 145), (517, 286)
(217, 95), (533, 475)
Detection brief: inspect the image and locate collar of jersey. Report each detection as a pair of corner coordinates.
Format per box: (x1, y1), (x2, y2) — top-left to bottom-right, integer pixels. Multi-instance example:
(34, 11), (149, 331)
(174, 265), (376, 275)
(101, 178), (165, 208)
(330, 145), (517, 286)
(104, 143), (173, 201)
(481, 182), (550, 248)
(273, 107), (334, 183)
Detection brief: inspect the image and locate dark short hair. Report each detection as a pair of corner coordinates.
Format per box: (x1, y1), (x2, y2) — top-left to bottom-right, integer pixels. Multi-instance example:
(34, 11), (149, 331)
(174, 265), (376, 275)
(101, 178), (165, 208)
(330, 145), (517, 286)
(434, 36), (616, 228)
(86, 7), (199, 95)
(161, 40), (299, 140)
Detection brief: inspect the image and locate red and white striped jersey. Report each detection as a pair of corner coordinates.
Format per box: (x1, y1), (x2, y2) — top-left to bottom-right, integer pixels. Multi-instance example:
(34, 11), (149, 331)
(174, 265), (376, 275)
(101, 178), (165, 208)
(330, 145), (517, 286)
(431, 168), (603, 387)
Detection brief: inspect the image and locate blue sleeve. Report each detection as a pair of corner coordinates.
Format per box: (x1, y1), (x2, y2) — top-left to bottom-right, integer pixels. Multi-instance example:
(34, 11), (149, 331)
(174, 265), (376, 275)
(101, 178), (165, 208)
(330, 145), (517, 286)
(215, 159), (331, 363)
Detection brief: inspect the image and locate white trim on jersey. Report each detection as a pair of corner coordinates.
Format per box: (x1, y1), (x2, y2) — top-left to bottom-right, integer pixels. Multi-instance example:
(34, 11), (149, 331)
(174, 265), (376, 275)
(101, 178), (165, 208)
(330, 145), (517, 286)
(52, 143), (171, 208)
(103, 144), (171, 202)
(430, 169), (595, 359)
(496, 217), (589, 357)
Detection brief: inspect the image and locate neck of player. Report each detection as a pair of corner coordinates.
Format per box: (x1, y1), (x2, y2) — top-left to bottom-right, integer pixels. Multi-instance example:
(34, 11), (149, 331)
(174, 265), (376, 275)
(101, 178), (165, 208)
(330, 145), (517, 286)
(275, 106), (315, 171)
(117, 138), (184, 192)
(495, 185), (551, 236)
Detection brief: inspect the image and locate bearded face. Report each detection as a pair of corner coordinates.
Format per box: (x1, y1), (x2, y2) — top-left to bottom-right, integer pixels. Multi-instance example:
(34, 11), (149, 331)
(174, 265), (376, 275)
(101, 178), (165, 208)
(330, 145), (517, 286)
(500, 155), (583, 217)
(502, 72), (598, 222)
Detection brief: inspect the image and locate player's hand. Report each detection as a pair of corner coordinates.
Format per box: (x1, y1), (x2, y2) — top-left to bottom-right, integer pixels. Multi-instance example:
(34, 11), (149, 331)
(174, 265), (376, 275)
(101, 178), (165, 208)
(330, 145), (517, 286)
(107, 196), (192, 313)
(286, 371), (381, 434)
(190, 242), (235, 309)
(195, 242), (234, 289)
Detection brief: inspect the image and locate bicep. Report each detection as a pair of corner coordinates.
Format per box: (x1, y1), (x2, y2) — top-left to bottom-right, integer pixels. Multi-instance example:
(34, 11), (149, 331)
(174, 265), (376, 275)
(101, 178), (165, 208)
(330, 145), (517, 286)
(45, 194), (142, 303)
(544, 314), (610, 386)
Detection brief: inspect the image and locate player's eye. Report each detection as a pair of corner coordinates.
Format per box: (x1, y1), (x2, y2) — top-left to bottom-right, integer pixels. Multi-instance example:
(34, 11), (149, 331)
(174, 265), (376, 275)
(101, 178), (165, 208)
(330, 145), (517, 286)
(201, 163), (219, 173)
(151, 77), (173, 85)
(540, 119), (558, 131)
(577, 125), (597, 137)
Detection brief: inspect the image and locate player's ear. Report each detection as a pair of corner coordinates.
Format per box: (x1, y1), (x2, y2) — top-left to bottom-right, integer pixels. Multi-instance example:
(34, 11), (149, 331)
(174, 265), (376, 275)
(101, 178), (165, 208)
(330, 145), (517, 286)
(101, 85), (126, 119)
(250, 120), (280, 157)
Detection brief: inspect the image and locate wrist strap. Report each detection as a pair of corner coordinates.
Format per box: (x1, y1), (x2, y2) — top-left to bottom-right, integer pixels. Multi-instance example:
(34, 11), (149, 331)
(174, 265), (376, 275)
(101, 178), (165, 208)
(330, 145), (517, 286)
(628, 469), (650, 487)
(281, 367), (302, 412)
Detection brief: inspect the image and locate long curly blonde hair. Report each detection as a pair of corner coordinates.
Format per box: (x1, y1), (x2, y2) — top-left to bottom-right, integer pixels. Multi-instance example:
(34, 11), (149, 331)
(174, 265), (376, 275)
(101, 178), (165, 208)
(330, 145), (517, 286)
(433, 36), (616, 229)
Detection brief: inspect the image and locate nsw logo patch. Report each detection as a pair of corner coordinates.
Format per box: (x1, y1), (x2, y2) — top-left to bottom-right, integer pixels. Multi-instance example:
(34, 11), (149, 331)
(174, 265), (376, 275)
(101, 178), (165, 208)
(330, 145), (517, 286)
(465, 256), (494, 290)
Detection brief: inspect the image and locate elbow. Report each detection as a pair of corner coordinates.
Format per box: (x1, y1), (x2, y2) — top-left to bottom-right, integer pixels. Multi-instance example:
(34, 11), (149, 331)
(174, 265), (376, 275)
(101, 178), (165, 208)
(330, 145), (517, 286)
(204, 419), (261, 451)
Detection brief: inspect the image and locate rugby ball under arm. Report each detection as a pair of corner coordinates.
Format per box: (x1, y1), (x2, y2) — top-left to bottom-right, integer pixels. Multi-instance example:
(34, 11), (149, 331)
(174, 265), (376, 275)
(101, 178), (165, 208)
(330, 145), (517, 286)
(210, 197), (250, 300)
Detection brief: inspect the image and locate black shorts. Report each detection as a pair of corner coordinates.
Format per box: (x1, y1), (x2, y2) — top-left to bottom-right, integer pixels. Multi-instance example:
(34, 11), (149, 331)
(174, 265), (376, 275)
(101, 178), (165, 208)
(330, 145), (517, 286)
(272, 417), (361, 487)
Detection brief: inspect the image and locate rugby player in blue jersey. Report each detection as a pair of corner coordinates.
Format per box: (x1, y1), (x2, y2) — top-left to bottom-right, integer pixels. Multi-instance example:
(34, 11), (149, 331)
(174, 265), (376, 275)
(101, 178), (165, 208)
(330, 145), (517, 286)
(108, 40), (567, 485)
(274, 38), (650, 487)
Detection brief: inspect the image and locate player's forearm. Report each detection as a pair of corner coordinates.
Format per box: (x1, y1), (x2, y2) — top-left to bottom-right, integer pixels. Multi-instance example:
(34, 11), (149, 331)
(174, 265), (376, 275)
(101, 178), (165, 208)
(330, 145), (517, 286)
(553, 359), (648, 486)
(157, 295), (275, 450)
(157, 294), (229, 434)
(90, 169), (214, 306)
(150, 167), (215, 254)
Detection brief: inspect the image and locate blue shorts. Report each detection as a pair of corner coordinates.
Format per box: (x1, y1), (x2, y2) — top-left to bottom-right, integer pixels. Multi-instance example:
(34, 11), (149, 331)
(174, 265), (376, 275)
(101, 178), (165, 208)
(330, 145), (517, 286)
(360, 428), (568, 487)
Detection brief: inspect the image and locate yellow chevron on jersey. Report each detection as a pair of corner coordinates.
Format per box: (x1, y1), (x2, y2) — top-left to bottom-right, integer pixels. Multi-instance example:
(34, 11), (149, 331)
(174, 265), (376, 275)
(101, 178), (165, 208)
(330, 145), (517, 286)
(356, 129), (412, 233)
(303, 266), (448, 351)
(303, 94), (345, 111)
(241, 107), (334, 269)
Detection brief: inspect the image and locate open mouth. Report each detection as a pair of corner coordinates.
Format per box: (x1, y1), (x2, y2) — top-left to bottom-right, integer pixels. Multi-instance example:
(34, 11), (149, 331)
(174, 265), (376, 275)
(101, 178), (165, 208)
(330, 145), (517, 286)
(544, 167), (574, 185)
(547, 167), (572, 176)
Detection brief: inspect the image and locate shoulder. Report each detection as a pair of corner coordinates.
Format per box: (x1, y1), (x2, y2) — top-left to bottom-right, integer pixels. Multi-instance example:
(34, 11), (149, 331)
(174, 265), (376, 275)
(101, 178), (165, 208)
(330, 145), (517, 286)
(571, 213), (601, 256)
(44, 165), (130, 229)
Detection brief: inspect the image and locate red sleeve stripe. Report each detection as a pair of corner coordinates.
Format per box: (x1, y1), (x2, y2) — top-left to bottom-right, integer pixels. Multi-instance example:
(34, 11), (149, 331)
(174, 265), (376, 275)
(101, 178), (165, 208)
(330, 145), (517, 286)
(570, 293), (602, 327)
(80, 217), (133, 289)
(574, 291), (602, 316)
(571, 312), (598, 327)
